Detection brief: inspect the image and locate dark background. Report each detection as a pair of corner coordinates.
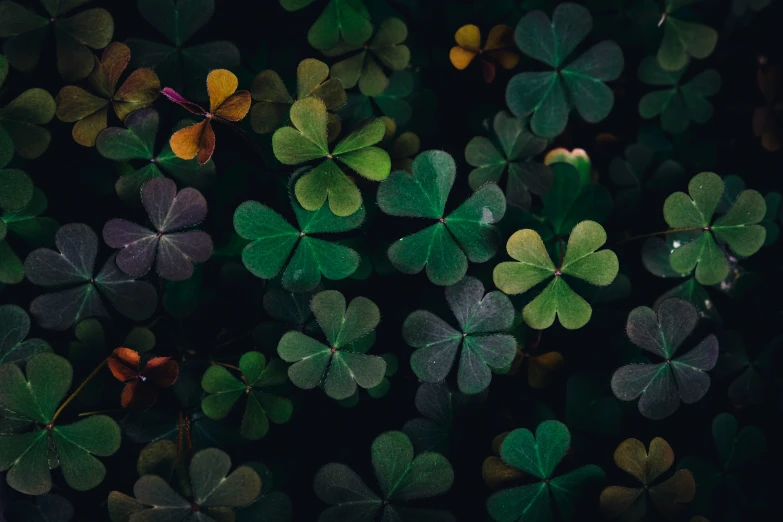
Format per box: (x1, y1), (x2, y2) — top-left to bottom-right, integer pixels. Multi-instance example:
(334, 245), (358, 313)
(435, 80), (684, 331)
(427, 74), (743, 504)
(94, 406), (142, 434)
(1, 0), (782, 520)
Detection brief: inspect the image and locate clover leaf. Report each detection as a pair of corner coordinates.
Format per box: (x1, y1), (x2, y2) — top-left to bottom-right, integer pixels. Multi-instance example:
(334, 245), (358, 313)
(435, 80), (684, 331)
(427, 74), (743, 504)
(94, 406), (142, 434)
(234, 195), (363, 292)
(656, 0), (718, 72)
(103, 177), (213, 281)
(126, 0), (241, 101)
(0, 76), (56, 159)
(237, 462), (294, 522)
(281, 0), (373, 51)
(250, 58), (346, 134)
(611, 297), (718, 420)
(600, 437), (696, 521)
(663, 172), (766, 285)
(609, 143), (684, 212)
(678, 413), (766, 519)
(0, 0), (113, 80)
(326, 18), (410, 97)
(494, 220), (619, 330)
(0, 304), (51, 365)
(377, 150), (506, 286)
(201, 351), (293, 440)
(717, 174), (779, 247)
(314, 430), (454, 521)
(638, 57), (721, 133)
(566, 372), (621, 437)
(272, 97), (391, 216)
(0, 188), (58, 284)
(0, 156), (32, 215)
(715, 332), (780, 407)
(449, 24), (520, 84)
(107, 448), (261, 522)
(338, 70), (415, 127)
(381, 116), (420, 172)
(55, 42), (160, 147)
(23, 223), (158, 330)
(465, 111), (551, 211)
(403, 276), (517, 394)
(96, 108), (217, 201)
(277, 290), (385, 400)
(487, 420), (605, 522)
(0, 353), (121, 495)
(506, 3), (624, 137)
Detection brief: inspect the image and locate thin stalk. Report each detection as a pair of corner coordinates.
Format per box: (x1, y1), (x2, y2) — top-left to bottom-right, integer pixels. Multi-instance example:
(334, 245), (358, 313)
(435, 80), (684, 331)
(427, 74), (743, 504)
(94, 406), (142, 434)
(78, 409), (122, 417)
(51, 357), (109, 424)
(210, 360), (241, 372)
(617, 226), (704, 244)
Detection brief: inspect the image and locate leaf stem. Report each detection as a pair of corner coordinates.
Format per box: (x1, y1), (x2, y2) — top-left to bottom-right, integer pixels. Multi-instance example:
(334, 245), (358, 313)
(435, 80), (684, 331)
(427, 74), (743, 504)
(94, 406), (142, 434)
(51, 356), (110, 423)
(78, 408), (122, 417)
(618, 226), (703, 244)
(210, 360), (241, 372)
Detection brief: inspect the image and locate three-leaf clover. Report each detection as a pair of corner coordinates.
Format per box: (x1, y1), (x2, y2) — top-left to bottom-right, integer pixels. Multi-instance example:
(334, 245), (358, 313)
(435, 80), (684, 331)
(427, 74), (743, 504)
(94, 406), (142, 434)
(656, 0), (718, 72)
(377, 150), (506, 286)
(0, 0), (113, 81)
(611, 297), (718, 420)
(663, 172), (766, 285)
(493, 220), (619, 330)
(23, 223), (158, 330)
(0, 304), (51, 365)
(280, 0), (373, 51)
(126, 0), (241, 100)
(0, 353), (121, 495)
(108, 347), (178, 410)
(638, 57), (721, 133)
(486, 420), (605, 522)
(609, 143), (684, 211)
(250, 58), (346, 134)
(103, 177), (213, 281)
(107, 448), (261, 521)
(314, 430), (454, 521)
(326, 18), (411, 97)
(0, 63), (56, 159)
(272, 97), (391, 216)
(403, 276), (517, 394)
(96, 108), (217, 201)
(506, 3), (624, 137)
(715, 332), (780, 407)
(600, 437), (696, 521)
(55, 42), (160, 147)
(201, 352), (293, 440)
(449, 24), (520, 84)
(465, 111), (551, 211)
(277, 290), (386, 400)
(0, 188), (58, 284)
(234, 195), (363, 292)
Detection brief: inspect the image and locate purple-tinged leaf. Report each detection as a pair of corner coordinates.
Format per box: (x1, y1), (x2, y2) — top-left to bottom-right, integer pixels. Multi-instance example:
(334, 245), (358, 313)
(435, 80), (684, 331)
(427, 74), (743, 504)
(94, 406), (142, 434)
(161, 87), (205, 115)
(103, 219), (158, 277)
(23, 223), (97, 286)
(141, 178), (208, 232)
(94, 255), (158, 321)
(157, 231), (213, 281)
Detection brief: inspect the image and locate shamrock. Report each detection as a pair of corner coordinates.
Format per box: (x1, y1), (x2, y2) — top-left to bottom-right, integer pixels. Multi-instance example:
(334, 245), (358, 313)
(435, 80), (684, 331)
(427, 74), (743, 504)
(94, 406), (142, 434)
(377, 150), (506, 286)
(717, 174), (779, 247)
(0, 304), (51, 365)
(611, 298), (718, 420)
(609, 143), (684, 212)
(486, 420), (605, 522)
(381, 116), (419, 172)
(0, 353), (121, 495)
(250, 58), (346, 134)
(96, 108), (217, 201)
(201, 352), (293, 440)
(656, 0), (718, 72)
(237, 462), (294, 522)
(403, 276), (517, 394)
(0, 0), (113, 80)
(126, 0), (241, 101)
(107, 448), (261, 522)
(23, 223), (158, 330)
(277, 290), (385, 400)
(0, 59), (56, 159)
(753, 65), (782, 151)
(103, 177), (213, 281)
(325, 18), (411, 97)
(164, 69), (251, 164)
(234, 195), (363, 292)
(55, 42), (160, 147)
(0, 188), (58, 284)
(715, 332), (780, 407)
(566, 372), (621, 437)
(449, 24), (520, 83)
(280, 0), (373, 51)
(600, 437), (696, 521)
(272, 97), (391, 216)
(506, 3), (624, 137)
(465, 111), (551, 210)
(663, 172), (766, 285)
(493, 220), (619, 330)
(677, 414), (766, 518)
(108, 347), (178, 410)
(638, 57), (721, 134)
(334, 332), (398, 406)
(0, 136), (34, 240)
(314, 430), (454, 520)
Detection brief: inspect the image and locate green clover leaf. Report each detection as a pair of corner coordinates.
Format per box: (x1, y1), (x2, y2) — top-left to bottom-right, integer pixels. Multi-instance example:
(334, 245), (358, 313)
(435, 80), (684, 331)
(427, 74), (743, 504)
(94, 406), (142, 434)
(277, 290), (385, 400)
(377, 150), (506, 286)
(493, 220), (619, 329)
(0, 353), (121, 495)
(0, 304), (51, 366)
(0, 188), (58, 285)
(609, 143), (684, 212)
(280, 0), (373, 51)
(506, 3), (624, 137)
(657, 0), (718, 72)
(0, 80), (56, 159)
